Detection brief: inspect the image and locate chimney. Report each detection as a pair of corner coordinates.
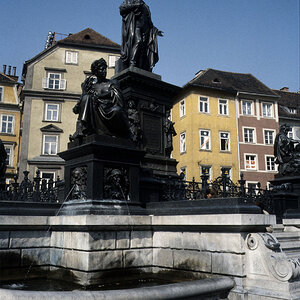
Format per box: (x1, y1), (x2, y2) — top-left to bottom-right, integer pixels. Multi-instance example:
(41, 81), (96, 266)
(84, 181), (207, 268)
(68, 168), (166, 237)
(13, 67), (16, 76)
(8, 66), (11, 76)
(280, 87), (289, 92)
(2, 65), (6, 74)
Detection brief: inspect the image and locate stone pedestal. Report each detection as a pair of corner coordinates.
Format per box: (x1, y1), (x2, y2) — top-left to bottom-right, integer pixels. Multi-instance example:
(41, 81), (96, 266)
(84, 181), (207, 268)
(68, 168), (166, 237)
(271, 176), (300, 220)
(58, 135), (146, 214)
(113, 67), (181, 179)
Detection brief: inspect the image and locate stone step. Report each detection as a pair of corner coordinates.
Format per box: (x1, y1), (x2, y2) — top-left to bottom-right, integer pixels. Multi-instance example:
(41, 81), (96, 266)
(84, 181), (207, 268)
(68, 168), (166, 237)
(279, 241), (300, 252)
(285, 251), (300, 260)
(274, 231), (300, 241)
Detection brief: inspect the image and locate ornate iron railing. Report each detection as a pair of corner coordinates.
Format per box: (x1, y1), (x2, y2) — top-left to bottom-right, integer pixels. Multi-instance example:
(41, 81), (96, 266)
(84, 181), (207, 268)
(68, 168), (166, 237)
(160, 170), (275, 212)
(0, 170), (63, 203)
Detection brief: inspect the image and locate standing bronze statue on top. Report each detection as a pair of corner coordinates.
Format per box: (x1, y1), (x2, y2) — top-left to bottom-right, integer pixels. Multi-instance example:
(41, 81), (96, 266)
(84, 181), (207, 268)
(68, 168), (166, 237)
(118, 0), (163, 72)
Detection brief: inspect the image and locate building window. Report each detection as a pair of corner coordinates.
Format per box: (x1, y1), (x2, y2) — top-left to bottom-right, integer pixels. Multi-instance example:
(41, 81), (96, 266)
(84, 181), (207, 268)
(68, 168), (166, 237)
(45, 103), (60, 121)
(180, 166), (186, 180)
(0, 87), (3, 102)
(40, 171), (56, 182)
(199, 96), (209, 113)
(65, 51), (78, 64)
(179, 100), (185, 118)
(266, 156), (276, 171)
(219, 99), (228, 115)
(221, 167), (232, 179)
(108, 55), (119, 68)
(200, 130), (210, 150)
(245, 154), (257, 170)
(220, 132), (230, 151)
(43, 135), (58, 155)
(247, 182), (258, 194)
(244, 128), (255, 143)
(242, 100), (253, 115)
(264, 130), (275, 145)
(200, 165), (212, 182)
(0, 115), (14, 134)
(43, 73), (66, 90)
(4, 144), (13, 167)
(180, 132), (186, 153)
(288, 107), (297, 114)
(262, 102), (273, 117)
(287, 129), (293, 139)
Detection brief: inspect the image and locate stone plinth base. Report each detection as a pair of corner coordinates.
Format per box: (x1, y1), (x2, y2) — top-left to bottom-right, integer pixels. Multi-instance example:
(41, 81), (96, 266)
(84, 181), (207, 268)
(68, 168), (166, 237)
(2, 213), (300, 299)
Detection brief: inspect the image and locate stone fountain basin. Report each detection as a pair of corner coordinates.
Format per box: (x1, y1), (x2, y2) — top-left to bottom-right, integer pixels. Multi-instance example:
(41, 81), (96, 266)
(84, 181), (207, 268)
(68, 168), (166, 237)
(0, 277), (234, 300)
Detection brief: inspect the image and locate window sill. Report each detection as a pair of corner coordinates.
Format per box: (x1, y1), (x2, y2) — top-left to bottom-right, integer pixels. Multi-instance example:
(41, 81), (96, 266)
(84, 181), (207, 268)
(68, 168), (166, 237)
(220, 151), (231, 154)
(199, 149), (212, 152)
(218, 114), (230, 117)
(41, 154), (58, 157)
(43, 88), (66, 91)
(0, 133), (16, 137)
(198, 112), (210, 115)
(180, 151), (186, 155)
(43, 120), (61, 123)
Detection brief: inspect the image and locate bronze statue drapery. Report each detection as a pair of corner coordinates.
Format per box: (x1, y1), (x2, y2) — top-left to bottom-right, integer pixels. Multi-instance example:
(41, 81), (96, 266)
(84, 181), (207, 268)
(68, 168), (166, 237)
(70, 58), (131, 141)
(119, 0), (163, 72)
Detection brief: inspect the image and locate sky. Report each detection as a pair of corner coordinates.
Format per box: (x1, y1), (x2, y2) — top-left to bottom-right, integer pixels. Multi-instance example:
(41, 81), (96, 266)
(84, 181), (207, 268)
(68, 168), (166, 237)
(1, 0), (299, 92)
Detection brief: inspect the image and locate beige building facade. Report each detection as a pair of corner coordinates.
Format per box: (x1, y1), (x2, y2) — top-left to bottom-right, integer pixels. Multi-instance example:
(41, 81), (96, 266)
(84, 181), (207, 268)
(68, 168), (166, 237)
(20, 28), (120, 181)
(0, 67), (22, 183)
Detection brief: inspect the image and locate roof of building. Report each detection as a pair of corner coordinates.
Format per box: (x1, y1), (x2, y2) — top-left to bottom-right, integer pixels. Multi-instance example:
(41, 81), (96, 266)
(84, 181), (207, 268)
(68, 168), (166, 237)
(184, 68), (278, 97)
(0, 72), (17, 84)
(22, 28), (120, 79)
(57, 28), (120, 48)
(274, 89), (300, 120)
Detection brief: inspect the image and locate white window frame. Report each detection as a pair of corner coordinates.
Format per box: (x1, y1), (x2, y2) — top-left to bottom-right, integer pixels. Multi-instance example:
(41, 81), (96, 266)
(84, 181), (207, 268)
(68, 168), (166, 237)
(264, 129), (275, 145)
(42, 134), (58, 155)
(265, 155), (276, 172)
(219, 99), (228, 115)
(199, 96), (209, 113)
(179, 100), (186, 118)
(245, 154), (258, 170)
(242, 100), (253, 116)
(200, 165), (212, 182)
(0, 86), (4, 102)
(288, 107), (297, 114)
(262, 102), (273, 118)
(243, 127), (256, 143)
(40, 170), (56, 182)
(43, 72), (66, 90)
(199, 129), (211, 150)
(4, 144), (13, 167)
(45, 103), (60, 122)
(221, 167), (232, 180)
(0, 114), (15, 134)
(180, 132), (186, 154)
(219, 132), (230, 151)
(108, 55), (119, 68)
(180, 166), (187, 180)
(65, 51), (78, 64)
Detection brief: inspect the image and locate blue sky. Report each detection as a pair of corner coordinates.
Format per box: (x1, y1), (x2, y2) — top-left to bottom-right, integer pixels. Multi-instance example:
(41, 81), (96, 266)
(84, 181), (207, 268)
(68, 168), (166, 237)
(1, 0), (299, 92)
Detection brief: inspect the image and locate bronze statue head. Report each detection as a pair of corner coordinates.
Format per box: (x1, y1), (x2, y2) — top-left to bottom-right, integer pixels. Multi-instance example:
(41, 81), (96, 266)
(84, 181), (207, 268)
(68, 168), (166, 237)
(91, 58), (107, 79)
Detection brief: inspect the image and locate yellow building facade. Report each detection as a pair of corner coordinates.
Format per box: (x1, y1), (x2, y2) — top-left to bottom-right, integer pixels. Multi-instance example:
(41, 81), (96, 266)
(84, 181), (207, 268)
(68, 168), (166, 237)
(0, 69), (22, 182)
(172, 87), (239, 183)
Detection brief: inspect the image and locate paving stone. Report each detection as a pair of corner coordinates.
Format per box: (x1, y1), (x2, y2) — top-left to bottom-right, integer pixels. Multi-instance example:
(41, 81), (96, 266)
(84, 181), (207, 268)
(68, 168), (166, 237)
(124, 249), (152, 268)
(0, 231), (9, 249)
(130, 231), (152, 248)
(10, 231), (50, 248)
(173, 250), (211, 272)
(21, 248), (50, 266)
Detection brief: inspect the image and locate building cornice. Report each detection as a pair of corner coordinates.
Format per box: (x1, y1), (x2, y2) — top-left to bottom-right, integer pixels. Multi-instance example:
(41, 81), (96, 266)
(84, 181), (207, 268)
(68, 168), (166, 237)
(22, 89), (80, 100)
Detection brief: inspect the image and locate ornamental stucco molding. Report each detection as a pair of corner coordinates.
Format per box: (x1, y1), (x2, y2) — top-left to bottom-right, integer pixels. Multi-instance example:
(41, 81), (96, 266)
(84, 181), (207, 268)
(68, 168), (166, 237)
(246, 232), (300, 282)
